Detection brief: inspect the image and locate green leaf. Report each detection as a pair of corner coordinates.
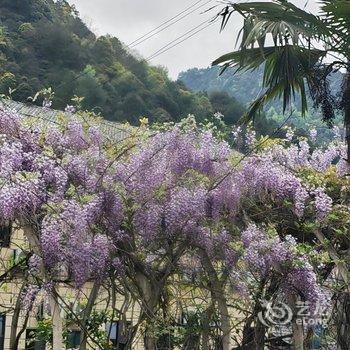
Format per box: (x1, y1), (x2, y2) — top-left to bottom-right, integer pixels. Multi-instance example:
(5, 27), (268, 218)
(213, 45), (326, 118)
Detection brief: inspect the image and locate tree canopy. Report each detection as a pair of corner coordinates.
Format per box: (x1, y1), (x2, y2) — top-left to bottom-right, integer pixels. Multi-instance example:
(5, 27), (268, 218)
(0, 0), (214, 124)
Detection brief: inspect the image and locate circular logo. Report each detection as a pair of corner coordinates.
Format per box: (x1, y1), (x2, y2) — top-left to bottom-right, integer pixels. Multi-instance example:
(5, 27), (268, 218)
(258, 300), (293, 327)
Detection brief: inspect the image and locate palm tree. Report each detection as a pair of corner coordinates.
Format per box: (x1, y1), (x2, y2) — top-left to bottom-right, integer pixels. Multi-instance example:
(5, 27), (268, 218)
(213, 0), (350, 164)
(213, 2), (350, 349)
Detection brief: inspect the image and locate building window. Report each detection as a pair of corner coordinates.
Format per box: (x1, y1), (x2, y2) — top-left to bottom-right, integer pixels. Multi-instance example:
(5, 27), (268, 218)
(106, 321), (131, 349)
(25, 329), (46, 350)
(66, 330), (81, 349)
(36, 301), (44, 321)
(122, 321), (132, 348)
(106, 321), (119, 347)
(0, 315), (5, 350)
(0, 223), (11, 248)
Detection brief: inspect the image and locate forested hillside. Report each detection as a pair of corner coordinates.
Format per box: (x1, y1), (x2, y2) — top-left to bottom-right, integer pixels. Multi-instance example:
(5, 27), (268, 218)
(180, 67), (264, 107)
(179, 66), (343, 110)
(0, 0), (215, 124)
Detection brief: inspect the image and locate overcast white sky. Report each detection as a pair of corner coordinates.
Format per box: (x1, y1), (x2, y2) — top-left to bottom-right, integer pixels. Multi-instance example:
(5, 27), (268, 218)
(71, 0), (318, 79)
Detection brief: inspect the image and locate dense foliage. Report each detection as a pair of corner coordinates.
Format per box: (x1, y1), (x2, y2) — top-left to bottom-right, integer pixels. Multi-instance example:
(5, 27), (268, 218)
(0, 105), (349, 349)
(0, 0), (214, 124)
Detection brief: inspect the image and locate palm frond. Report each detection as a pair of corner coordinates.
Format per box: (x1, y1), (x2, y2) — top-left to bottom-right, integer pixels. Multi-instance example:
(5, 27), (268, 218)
(213, 45), (326, 116)
(308, 64), (336, 126)
(321, 0), (350, 55)
(219, 1), (328, 48)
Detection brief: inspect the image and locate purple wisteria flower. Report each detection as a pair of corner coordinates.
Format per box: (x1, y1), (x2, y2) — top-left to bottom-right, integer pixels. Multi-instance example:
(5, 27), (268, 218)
(65, 105), (76, 114)
(42, 98), (52, 109)
(314, 188), (332, 222)
(309, 128), (317, 141)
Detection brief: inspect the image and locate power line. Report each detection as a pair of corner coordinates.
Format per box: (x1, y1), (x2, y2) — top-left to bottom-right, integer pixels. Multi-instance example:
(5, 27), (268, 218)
(31, 2), (217, 92)
(146, 19), (210, 60)
(129, 0), (214, 48)
(146, 20), (217, 61)
(48, 3), (216, 92)
(127, 0), (206, 47)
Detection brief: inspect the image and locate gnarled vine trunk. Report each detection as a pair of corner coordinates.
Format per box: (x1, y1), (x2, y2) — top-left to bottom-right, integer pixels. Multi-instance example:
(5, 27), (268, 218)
(50, 294), (63, 350)
(314, 229), (350, 350)
(336, 291), (350, 350)
(200, 252), (231, 350)
(201, 304), (214, 350)
(9, 283), (26, 350)
(23, 225), (64, 350)
(289, 295), (304, 350)
(343, 71), (350, 163)
(135, 272), (159, 350)
(79, 283), (100, 350)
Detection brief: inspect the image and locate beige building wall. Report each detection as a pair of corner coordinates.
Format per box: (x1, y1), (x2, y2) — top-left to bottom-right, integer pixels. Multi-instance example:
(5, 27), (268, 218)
(0, 226), (243, 349)
(0, 227), (143, 350)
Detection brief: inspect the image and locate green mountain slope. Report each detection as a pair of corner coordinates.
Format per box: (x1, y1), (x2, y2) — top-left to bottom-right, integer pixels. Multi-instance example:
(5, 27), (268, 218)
(179, 67), (264, 107)
(179, 66), (344, 141)
(0, 0), (214, 124)
(179, 66), (343, 111)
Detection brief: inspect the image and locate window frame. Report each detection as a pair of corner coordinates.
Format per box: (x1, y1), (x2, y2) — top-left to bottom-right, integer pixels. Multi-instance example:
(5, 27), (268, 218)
(66, 329), (81, 349)
(106, 321), (119, 346)
(0, 222), (11, 248)
(0, 314), (5, 350)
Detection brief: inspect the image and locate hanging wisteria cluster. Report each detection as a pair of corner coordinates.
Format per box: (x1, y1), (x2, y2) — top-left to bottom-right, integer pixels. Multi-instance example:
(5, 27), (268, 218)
(0, 107), (347, 318)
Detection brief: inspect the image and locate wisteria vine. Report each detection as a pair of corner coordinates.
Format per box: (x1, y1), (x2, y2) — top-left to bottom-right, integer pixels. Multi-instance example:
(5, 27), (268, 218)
(0, 107), (348, 324)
